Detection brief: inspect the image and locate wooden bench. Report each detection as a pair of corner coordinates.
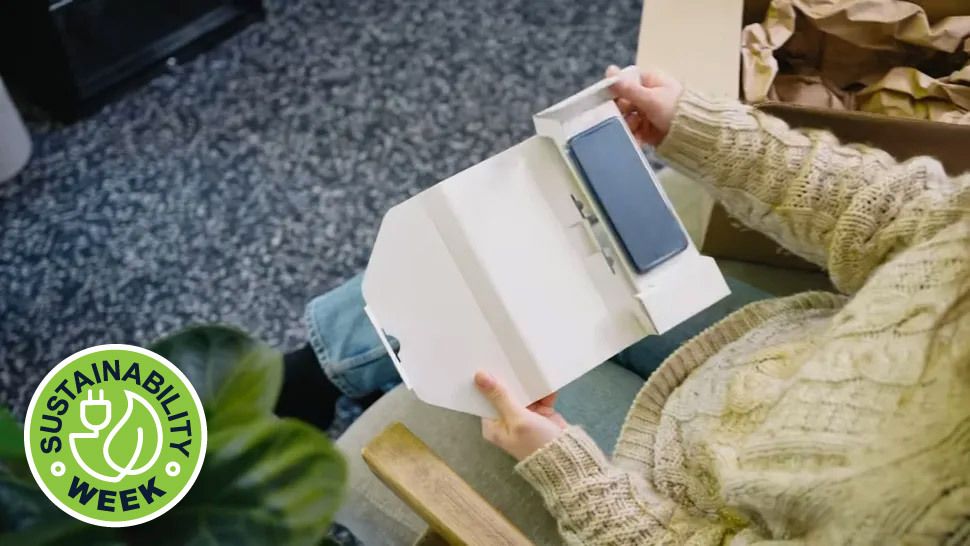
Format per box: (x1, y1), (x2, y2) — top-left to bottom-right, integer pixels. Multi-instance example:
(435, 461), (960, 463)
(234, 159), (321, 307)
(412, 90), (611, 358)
(362, 422), (534, 546)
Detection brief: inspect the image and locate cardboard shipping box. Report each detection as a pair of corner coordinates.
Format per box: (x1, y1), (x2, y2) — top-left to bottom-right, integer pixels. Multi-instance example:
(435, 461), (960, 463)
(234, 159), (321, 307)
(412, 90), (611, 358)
(637, 0), (970, 269)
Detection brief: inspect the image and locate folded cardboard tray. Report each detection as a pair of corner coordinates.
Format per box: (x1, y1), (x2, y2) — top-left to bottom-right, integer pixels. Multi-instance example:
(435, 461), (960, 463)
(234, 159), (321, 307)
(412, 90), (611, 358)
(637, 0), (970, 270)
(362, 69), (728, 417)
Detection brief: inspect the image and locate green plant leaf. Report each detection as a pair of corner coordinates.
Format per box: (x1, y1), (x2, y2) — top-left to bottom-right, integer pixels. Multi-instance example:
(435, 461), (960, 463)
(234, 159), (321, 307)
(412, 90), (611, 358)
(149, 324), (284, 430)
(0, 462), (48, 533)
(0, 406), (35, 532)
(0, 407), (50, 537)
(0, 517), (123, 546)
(0, 525), (123, 546)
(131, 417), (346, 546)
(0, 406), (24, 462)
(0, 416), (121, 544)
(0, 463), (122, 544)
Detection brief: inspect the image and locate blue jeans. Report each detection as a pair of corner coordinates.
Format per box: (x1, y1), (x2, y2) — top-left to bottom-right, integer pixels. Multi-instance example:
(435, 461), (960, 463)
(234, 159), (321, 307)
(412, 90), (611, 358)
(306, 274), (770, 398)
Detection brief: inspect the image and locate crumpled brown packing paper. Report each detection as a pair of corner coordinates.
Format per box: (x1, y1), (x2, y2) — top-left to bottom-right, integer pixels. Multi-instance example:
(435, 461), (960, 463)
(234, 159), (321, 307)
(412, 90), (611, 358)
(742, 0), (970, 124)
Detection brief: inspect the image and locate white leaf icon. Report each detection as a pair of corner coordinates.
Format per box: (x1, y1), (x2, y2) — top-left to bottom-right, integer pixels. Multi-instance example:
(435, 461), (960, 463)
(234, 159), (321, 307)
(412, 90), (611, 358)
(103, 390), (164, 478)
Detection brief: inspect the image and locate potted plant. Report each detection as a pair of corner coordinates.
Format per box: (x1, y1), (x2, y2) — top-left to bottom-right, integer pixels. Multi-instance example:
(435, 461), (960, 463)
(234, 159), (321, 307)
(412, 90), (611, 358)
(0, 325), (346, 545)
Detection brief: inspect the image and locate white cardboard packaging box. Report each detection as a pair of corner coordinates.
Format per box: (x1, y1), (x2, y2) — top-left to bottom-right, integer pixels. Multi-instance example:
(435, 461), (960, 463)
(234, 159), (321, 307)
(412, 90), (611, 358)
(362, 67), (730, 417)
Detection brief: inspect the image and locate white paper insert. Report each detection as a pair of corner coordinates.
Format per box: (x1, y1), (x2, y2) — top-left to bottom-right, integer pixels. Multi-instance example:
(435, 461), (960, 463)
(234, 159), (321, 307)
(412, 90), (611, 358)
(362, 67), (730, 417)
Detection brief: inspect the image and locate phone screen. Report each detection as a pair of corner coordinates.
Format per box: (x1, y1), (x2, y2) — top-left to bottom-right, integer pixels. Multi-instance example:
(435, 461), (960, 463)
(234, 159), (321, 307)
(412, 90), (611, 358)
(568, 118), (688, 273)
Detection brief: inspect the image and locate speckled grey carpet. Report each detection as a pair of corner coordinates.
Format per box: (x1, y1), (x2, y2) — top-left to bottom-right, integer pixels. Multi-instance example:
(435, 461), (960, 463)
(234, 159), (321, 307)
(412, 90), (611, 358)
(0, 0), (642, 419)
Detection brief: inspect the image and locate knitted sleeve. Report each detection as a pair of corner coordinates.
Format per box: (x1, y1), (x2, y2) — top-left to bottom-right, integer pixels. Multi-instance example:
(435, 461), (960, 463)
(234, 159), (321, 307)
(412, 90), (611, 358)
(656, 90), (970, 293)
(516, 427), (736, 545)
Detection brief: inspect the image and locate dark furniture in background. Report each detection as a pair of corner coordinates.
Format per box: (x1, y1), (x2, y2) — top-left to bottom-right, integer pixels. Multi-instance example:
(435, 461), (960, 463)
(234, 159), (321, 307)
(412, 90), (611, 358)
(0, 0), (264, 122)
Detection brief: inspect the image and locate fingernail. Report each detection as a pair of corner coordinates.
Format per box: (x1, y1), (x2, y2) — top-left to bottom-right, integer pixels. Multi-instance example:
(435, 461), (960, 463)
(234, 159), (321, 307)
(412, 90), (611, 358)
(474, 371), (493, 389)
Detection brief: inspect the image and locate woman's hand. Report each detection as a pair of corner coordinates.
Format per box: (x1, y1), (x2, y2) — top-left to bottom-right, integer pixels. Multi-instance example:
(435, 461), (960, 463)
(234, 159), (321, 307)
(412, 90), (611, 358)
(606, 65), (683, 147)
(475, 371), (568, 461)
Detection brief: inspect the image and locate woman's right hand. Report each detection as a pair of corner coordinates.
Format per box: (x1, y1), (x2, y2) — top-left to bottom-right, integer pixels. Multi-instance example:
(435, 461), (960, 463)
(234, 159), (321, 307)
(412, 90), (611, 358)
(606, 65), (683, 147)
(475, 371), (568, 462)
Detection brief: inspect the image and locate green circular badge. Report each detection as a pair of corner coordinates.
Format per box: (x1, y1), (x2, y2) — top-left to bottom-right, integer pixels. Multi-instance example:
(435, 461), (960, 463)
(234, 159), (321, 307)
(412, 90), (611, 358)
(24, 344), (207, 527)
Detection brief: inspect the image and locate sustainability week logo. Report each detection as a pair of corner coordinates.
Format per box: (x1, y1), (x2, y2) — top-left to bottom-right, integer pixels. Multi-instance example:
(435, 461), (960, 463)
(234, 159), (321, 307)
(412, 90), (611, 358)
(24, 344), (207, 527)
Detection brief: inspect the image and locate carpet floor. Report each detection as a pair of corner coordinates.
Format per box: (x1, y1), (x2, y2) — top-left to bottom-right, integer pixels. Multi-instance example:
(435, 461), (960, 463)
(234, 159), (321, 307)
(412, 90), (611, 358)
(1, 0), (642, 414)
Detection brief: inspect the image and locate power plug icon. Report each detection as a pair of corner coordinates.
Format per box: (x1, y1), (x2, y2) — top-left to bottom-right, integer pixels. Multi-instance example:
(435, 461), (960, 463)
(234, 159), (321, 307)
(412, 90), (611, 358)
(80, 389), (112, 433)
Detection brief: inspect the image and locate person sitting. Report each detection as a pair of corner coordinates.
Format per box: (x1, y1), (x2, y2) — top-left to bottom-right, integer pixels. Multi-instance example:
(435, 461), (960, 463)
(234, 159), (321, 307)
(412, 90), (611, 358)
(278, 64), (970, 544)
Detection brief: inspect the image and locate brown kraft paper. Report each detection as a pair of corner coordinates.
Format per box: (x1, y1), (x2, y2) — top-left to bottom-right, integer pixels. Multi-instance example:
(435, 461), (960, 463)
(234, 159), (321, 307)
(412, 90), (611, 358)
(742, 0), (970, 124)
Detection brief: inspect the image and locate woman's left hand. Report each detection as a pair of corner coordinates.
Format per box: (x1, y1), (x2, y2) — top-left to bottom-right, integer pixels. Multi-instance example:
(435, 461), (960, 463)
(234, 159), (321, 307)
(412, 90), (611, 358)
(475, 371), (569, 461)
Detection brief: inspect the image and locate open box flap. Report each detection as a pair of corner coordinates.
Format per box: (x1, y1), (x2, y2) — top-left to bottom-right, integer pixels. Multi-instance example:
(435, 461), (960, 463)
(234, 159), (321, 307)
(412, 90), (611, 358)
(364, 74), (730, 417)
(361, 188), (518, 417)
(637, 0), (745, 98)
(362, 136), (647, 417)
(534, 66), (640, 143)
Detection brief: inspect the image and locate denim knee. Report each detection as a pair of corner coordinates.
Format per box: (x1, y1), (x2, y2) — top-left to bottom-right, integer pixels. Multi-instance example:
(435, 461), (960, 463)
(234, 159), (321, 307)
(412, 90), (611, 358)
(305, 273), (401, 398)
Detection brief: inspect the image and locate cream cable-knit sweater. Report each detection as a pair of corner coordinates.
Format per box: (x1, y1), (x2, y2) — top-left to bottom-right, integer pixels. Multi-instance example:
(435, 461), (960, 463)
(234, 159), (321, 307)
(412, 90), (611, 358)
(516, 90), (970, 545)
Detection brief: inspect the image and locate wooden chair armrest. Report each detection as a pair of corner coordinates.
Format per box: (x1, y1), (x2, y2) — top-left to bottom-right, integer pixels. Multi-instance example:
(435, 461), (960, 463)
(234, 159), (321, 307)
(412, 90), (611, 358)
(362, 421), (533, 546)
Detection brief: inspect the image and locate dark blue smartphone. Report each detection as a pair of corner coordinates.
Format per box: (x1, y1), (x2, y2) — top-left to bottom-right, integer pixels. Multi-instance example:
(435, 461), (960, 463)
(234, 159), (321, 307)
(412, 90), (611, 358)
(568, 118), (688, 273)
